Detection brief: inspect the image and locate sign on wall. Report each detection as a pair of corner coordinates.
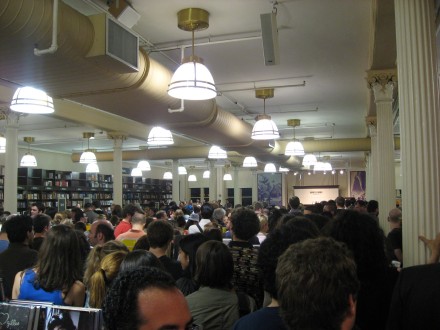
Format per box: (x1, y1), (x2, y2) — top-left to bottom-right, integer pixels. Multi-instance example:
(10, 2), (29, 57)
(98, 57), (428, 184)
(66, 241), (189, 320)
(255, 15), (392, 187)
(293, 185), (339, 205)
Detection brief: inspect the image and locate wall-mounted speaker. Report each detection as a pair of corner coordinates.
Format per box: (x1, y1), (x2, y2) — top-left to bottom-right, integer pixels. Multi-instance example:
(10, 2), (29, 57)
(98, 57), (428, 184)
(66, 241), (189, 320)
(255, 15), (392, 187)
(260, 13), (280, 66)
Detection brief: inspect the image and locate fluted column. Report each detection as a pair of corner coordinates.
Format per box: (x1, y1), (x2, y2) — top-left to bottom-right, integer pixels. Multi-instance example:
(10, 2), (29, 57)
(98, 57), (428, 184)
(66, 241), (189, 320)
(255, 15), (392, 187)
(367, 71), (397, 232)
(172, 160), (180, 202)
(366, 116), (378, 201)
(395, 0), (440, 266)
(208, 161), (216, 203)
(108, 132), (125, 206)
(4, 112), (19, 213)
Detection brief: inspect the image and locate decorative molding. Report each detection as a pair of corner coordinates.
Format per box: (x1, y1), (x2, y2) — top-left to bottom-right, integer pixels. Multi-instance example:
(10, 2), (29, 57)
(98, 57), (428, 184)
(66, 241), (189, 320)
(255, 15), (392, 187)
(365, 115), (377, 127)
(366, 69), (398, 89)
(107, 131), (127, 140)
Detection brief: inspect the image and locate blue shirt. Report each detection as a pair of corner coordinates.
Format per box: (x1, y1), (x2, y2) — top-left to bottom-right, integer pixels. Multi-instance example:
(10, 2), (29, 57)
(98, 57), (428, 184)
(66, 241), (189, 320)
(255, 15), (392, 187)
(18, 269), (65, 305)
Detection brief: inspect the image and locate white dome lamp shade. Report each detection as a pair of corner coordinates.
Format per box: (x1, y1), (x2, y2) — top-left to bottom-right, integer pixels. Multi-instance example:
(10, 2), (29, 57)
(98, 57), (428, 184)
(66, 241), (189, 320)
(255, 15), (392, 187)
(251, 89), (280, 140)
(79, 132), (97, 164)
(203, 170), (210, 178)
(10, 86), (54, 114)
(131, 167), (143, 177)
(0, 135), (6, 153)
(178, 166), (187, 175)
(137, 160), (151, 171)
(242, 156), (258, 168)
(163, 171), (173, 180)
(264, 163), (277, 173)
(20, 137), (37, 167)
(302, 154), (318, 167)
(223, 173), (232, 181)
(188, 174), (197, 182)
(86, 162), (100, 173)
(147, 127), (174, 146)
(208, 145), (227, 159)
(284, 119), (305, 156)
(167, 8), (216, 101)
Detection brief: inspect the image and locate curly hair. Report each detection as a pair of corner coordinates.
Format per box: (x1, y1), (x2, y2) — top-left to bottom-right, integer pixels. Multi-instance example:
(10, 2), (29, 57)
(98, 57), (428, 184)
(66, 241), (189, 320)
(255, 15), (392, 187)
(102, 267), (176, 330)
(258, 217), (320, 298)
(230, 208), (260, 240)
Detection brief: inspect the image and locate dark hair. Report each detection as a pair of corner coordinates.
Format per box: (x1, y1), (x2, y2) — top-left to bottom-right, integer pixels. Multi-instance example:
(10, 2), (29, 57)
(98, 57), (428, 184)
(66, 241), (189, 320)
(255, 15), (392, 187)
(133, 235), (150, 251)
(32, 214), (50, 233)
(92, 200), (101, 209)
(70, 207), (83, 224)
(204, 227), (223, 242)
(335, 196), (345, 207)
(111, 205), (123, 218)
(288, 196), (300, 209)
(74, 221), (86, 232)
(122, 204), (138, 218)
(230, 208), (260, 240)
(84, 202), (93, 209)
(268, 208), (288, 232)
(36, 225), (83, 291)
(31, 202), (46, 213)
(367, 200), (379, 213)
(304, 213), (330, 231)
(102, 267), (176, 330)
(258, 218), (320, 298)
(175, 215), (186, 228)
(200, 203), (214, 219)
(120, 250), (162, 273)
(179, 234), (208, 278)
(75, 230), (91, 274)
(5, 214), (33, 243)
(147, 220), (174, 248)
(276, 237), (359, 330)
(155, 210), (167, 220)
(96, 223), (115, 242)
(195, 240), (233, 289)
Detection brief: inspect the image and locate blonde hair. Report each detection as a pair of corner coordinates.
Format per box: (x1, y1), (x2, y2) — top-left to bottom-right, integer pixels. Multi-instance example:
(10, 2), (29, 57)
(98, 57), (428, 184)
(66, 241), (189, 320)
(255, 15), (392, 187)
(83, 240), (128, 287)
(88, 250), (128, 308)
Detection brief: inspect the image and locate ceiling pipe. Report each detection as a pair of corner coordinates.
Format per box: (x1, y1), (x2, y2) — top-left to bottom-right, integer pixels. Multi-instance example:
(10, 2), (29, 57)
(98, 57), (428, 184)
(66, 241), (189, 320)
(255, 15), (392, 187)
(34, 0), (59, 56)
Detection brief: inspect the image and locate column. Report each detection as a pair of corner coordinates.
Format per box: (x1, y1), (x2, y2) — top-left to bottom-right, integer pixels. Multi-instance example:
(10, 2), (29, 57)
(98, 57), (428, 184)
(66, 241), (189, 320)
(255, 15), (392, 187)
(216, 167), (224, 202)
(208, 161), (216, 203)
(233, 166), (239, 206)
(108, 132), (125, 206)
(395, 0), (440, 266)
(172, 160), (180, 202)
(367, 71), (397, 232)
(4, 112), (19, 213)
(365, 116), (378, 201)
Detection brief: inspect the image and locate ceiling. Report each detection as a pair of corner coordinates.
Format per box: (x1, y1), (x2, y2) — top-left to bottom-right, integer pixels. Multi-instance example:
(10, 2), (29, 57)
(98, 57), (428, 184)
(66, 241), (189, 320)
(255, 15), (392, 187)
(0, 0), (398, 170)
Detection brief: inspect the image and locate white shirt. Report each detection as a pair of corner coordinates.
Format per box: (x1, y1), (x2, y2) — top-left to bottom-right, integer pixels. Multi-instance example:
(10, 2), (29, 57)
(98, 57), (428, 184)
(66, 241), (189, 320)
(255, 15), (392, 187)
(188, 219), (212, 234)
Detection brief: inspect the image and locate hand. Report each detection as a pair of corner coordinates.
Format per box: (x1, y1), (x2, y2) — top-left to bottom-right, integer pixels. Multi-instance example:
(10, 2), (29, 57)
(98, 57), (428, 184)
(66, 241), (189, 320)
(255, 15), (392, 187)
(419, 233), (440, 264)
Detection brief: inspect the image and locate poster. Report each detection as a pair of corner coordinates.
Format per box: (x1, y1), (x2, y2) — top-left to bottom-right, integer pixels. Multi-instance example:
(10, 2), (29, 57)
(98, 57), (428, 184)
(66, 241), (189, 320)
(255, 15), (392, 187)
(257, 173), (282, 207)
(350, 171), (366, 200)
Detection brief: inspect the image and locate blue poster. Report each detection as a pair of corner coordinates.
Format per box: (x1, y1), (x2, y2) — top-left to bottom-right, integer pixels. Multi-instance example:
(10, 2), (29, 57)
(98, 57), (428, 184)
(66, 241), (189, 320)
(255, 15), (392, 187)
(257, 173), (282, 206)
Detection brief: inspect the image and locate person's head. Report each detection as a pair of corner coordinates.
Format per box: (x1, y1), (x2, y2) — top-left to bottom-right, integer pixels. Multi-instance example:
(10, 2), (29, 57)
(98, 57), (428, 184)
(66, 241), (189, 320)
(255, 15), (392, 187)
(133, 235), (150, 251)
(200, 202), (214, 219)
(112, 204), (123, 218)
(32, 214), (51, 234)
(254, 201), (263, 212)
(131, 211), (146, 228)
(195, 240), (233, 289)
(83, 240), (129, 287)
(84, 202), (93, 210)
(324, 210), (388, 282)
(258, 214), (269, 233)
(230, 208), (260, 241)
(120, 250), (162, 273)
(5, 214), (33, 244)
(212, 208), (226, 223)
(92, 200), (101, 209)
(304, 213), (330, 232)
(388, 208), (402, 225)
(88, 220), (114, 246)
(122, 204), (139, 220)
(335, 196), (345, 208)
(354, 200), (367, 213)
(155, 210), (167, 220)
(89, 250), (128, 308)
(30, 202), (45, 217)
(323, 203), (336, 216)
(147, 220), (174, 249)
(258, 217), (320, 300)
(36, 225), (83, 291)
(103, 267), (192, 330)
(367, 200), (379, 215)
(178, 233), (208, 275)
(277, 237), (359, 330)
(288, 196), (300, 209)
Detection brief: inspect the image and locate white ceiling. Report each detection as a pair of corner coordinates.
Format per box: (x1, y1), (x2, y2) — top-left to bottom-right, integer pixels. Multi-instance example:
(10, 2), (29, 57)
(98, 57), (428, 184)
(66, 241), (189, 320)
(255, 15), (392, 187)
(0, 0), (393, 169)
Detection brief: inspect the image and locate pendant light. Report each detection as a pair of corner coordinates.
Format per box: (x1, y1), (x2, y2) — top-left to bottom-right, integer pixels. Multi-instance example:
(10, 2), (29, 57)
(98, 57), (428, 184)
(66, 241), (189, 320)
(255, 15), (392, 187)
(251, 88), (280, 140)
(223, 165), (232, 181)
(279, 166), (289, 172)
(302, 154), (317, 167)
(178, 166), (187, 175)
(163, 171), (173, 180)
(137, 160), (151, 171)
(79, 132), (97, 164)
(20, 137), (37, 167)
(167, 8), (216, 100)
(285, 119), (305, 156)
(147, 127), (174, 146)
(0, 135), (6, 153)
(208, 145), (227, 159)
(131, 167), (143, 177)
(264, 163), (277, 173)
(86, 163), (100, 173)
(242, 156), (258, 168)
(10, 86), (54, 114)
(203, 170), (210, 178)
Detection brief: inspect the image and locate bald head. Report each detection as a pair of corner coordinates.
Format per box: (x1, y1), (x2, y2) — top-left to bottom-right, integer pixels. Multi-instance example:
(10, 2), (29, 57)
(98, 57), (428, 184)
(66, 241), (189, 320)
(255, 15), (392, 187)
(388, 208), (402, 223)
(89, 220), (114, 246)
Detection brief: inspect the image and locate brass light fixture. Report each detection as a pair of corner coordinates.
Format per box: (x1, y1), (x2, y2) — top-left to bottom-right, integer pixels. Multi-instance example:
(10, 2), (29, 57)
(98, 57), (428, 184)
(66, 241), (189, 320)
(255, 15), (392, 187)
(251, 88), (280, 140)
(20, 137), (37, 167)
(79, 132), (97, 164)
(167, 8), (217, 100)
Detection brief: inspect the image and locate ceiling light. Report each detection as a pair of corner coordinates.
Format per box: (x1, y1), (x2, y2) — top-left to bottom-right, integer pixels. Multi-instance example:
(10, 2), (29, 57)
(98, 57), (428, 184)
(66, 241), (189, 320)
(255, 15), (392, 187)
(178, 166), (187, 175)
(279, 166), (289, 172)
(20, 137), (37, 167)
(163, 171), (173, 180)
(79, 132), (97, 164)
(223, 173), (232, 181)
(131, 167), (143, 177)
(86, 162), (100, 173)
(0, 135), (6, 153)
(167, 8), (216, 100)
(340, 169), (344, 175)
(285, 119), (305, 156)
(10, 86), (54, 114)
(302, 154), (317, 167)
(203, 170), (210, 178)
(188, 174), (197, 182)
(137, 160), (151, 171)
(332, 170), (336, 175)
(264, 163), (277, 173)
(242, 156), (258, 167)
(208, 145), (227, 159)
(251, 89), (280, 140)
(147, 127), (174, 146)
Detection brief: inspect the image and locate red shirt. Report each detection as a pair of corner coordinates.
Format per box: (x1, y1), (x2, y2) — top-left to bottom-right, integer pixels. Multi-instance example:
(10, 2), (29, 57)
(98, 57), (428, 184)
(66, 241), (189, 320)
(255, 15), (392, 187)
(114, 220), (132, 238)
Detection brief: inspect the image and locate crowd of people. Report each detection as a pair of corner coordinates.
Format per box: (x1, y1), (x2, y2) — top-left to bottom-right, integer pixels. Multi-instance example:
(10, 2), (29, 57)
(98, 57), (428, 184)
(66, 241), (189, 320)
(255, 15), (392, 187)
(0, 196), (438, 330)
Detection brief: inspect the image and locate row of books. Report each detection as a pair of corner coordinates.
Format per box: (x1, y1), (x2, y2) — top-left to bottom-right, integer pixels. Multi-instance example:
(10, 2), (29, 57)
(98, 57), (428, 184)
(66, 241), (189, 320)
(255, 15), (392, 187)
(0, 301), (103, 330)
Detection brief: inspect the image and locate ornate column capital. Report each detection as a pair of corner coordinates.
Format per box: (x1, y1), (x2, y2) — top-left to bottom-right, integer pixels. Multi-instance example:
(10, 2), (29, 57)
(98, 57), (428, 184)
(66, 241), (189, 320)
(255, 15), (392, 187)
(366, 116), (377, 136)
(107, 131), (127, 148)
(366, 69), (398, 89)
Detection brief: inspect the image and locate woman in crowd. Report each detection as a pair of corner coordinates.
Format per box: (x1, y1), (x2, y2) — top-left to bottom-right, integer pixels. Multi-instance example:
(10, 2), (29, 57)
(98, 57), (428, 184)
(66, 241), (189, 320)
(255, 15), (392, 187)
(11, 225), (85, 306)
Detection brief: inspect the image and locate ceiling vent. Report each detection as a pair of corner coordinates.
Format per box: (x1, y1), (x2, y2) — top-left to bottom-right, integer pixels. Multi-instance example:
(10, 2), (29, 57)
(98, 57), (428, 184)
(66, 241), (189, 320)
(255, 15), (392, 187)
(86, 14), (139, 72)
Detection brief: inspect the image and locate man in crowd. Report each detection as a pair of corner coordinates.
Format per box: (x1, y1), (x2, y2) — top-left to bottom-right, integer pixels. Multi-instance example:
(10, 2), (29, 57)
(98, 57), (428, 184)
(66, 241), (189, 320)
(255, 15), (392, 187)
(114, 204), (139, 238)
(84, 202), (98, 223)
(276, 237), (359, 330)
(32, 214), (51, 251)
(387, 208), (403, 265)
(188, 203), (213, 234)
(288, 196), (302, 216)
(88, 219), (114, 246)
(117, 211), (146, 249)
(30, 202), (45, 218)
